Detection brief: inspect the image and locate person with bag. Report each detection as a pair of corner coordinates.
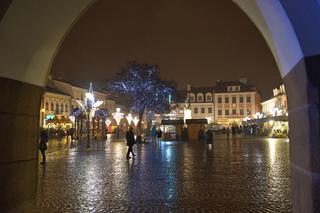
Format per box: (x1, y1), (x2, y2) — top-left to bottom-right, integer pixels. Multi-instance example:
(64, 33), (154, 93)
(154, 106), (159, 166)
(205, 128), (213, 146)
(39, 129), (48, 165)
(126, 127), (136, 159)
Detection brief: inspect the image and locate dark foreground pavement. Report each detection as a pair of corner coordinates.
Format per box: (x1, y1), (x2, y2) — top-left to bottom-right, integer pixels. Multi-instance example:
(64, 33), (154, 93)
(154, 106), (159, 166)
(36, 136), (291, 212)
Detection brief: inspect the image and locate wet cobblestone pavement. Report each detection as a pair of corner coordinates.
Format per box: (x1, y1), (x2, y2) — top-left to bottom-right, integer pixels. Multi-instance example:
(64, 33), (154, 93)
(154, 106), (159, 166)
(36, 136), (292, 212)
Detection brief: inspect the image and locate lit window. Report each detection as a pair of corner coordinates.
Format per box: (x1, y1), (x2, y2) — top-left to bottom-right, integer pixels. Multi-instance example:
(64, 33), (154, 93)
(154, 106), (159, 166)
(194, 108), (198, 114)
(232, 97), (236, 103)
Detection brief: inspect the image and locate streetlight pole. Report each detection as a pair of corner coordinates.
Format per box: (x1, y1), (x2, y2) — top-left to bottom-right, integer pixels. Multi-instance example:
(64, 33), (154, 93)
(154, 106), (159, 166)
(112, 108), (124, 139)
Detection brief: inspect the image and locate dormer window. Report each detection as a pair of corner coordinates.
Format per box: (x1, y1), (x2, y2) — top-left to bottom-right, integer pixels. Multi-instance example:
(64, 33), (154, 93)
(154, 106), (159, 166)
(197, 93), (204, 102)
(206, 93), (212, 102)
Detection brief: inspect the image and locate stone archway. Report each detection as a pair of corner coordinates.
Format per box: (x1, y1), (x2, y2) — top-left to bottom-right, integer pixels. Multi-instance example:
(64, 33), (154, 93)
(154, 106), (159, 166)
(0, 1), (319, 212)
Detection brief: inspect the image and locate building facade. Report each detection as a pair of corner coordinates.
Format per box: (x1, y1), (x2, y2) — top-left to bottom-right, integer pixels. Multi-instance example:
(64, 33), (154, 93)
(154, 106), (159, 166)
(49, 79), (116, 114)
(40, 79), (116, 127)
(40, 87), (72, 128)
(187, 87), (215, 123)
(213, 80), (261, 125)
(261, 84), (287, 117)
(181, 79), (261, 125)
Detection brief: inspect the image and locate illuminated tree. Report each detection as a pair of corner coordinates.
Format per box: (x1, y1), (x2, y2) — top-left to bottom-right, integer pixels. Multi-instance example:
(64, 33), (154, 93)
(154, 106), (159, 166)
(108, 62), (176, 132)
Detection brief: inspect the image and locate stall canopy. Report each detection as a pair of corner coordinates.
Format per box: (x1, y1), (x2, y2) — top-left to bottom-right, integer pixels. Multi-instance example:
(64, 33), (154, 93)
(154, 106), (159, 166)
(247, 116), (288, 124)
(186, 119), (208, 124)
(161, 119), (184, 125)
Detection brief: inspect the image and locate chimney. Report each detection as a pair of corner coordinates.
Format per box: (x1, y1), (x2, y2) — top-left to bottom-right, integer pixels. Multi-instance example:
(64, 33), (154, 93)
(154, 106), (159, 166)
(239, 78), (247, 84)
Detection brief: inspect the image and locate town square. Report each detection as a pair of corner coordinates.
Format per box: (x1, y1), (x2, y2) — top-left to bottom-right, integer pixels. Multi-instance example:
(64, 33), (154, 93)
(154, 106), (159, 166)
(1, 1), (320, 212)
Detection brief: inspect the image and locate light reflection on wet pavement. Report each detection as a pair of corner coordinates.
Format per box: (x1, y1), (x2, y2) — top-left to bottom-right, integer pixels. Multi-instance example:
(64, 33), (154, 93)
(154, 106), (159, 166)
(36, 136), (292, 212)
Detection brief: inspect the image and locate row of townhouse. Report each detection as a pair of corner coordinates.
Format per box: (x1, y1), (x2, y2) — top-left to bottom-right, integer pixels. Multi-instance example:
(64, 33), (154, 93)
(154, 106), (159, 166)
(169, 79), (261, 125)
(40, 78), (116, 127)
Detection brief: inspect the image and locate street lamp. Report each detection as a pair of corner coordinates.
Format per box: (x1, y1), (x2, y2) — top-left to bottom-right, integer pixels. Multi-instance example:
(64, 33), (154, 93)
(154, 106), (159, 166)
(206, 116), (212, 124)
(126, 113), (133, 126)
(75, 83), (103, 147)
(132, 117), (139, 127)
(112, 108), (124, 138)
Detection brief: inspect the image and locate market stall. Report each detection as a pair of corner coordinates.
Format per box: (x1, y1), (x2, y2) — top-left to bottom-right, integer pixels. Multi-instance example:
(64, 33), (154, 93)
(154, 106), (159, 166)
(161, 119), (184, 141)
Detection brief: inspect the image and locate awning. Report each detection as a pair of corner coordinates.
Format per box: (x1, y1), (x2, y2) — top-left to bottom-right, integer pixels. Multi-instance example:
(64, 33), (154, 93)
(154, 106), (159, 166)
(161, 119), (184, 125)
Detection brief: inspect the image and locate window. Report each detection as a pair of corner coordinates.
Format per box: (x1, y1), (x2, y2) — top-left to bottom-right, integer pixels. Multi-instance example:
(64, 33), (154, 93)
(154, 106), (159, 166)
(208, 107), (212, 113)
(225, 109), (229, 116)
(194, 107), (198, 114)
(218, 110), (222, 116)
(247, 96), (251, 103)
(232, 109), (237, 115)
(206, 95), (212, 102)
(51, 103), (54, 111)
(247, 109), (251, 115)
(239, 96), (244, 103)
(218, 97), (222, 103)
(56, 103), (59, 114)
(61, 103), (64, 113)
(65, 104), (68, 113)
(225, 97), (229, 103)
(240, 109), (244, 115)
(236, 86), (240, 91)
(201, 108), (205, 113)
(197, 94), (203, 102)
(45, 102), (49, 110)
(232, 97), (236, 103)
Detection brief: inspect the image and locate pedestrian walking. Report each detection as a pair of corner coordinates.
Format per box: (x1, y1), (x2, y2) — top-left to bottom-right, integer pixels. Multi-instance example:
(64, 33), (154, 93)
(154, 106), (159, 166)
(39, 129), (48, 164)
(151, 125), (157, 143)
(205, 128), (213, 147)
(156, 128), (163, 142)
(126, 127), (136, 159)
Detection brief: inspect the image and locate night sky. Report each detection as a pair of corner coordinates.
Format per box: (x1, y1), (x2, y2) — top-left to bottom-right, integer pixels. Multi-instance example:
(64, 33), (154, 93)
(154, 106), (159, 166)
(51, 0), (282, 100)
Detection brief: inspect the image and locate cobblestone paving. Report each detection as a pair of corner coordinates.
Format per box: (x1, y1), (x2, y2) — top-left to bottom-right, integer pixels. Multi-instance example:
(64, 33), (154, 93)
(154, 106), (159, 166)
(36, 136), (292, 212)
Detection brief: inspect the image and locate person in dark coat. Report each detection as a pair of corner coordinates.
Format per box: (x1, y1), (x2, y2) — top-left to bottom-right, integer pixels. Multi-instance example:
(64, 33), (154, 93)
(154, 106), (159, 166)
(39, 129), (48, 164)
(156, 128), (163, 142)
(126, 127), (136, 159)
(205, 128), (213, 145)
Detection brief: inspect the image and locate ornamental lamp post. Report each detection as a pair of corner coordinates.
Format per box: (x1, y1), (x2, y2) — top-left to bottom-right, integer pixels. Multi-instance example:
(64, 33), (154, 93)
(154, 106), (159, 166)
(75, 83), (103, 148)
(132, 117), (139, 127)
(112, 108), (124, 139)
(126, 113), (133, 127)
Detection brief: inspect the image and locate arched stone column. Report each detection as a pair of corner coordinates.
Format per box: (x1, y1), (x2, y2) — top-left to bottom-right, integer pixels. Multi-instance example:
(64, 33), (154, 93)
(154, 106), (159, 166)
(234, 1), (320, 212)
(0, 1), (95, 212)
